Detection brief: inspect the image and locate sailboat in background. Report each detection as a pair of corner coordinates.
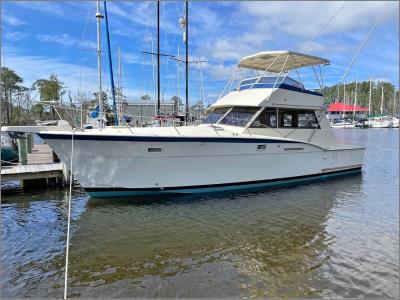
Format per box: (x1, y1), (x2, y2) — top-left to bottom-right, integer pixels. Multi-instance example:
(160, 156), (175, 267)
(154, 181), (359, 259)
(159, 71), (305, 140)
(367, 86), (393, 128)
(390, 90), (399, 128)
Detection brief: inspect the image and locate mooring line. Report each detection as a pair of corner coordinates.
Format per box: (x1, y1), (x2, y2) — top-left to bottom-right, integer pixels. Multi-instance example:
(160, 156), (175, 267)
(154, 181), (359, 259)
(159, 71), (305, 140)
(64, 129), (74, 299)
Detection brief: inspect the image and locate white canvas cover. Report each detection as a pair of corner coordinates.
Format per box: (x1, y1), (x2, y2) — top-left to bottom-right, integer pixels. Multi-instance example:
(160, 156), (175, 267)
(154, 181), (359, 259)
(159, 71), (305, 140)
(238, 51), (329, 72)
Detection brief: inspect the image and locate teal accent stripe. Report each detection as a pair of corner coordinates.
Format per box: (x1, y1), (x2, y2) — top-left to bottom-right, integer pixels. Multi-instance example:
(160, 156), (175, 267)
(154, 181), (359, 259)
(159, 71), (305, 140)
(86, 168), (361, 198)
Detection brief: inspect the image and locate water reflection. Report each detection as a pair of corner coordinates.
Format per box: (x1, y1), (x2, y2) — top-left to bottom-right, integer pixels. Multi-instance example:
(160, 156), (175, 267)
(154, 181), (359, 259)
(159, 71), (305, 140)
(61, 177), (361, 298)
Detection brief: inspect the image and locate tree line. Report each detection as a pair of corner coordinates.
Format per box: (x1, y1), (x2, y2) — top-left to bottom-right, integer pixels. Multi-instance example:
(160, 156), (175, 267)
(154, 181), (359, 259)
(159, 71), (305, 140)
(321, 80), (399, 114)
(0, 67), (118, 126)
(1, 67), (66, 125)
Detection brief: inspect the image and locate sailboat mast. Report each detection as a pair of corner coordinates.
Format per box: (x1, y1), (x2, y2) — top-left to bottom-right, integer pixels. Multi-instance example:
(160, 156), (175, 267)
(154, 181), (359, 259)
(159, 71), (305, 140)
(103, 1), (118, 126)
(353, 78), (357, 117)
(380, 86), (384, 114)
(336, 84), (339, 103)
(185, 0), (189, 124)
(177, 45), (180, 102)
(342, 83), (346, 118)
(96, 0), (104, 128)
(368, 78), (372, 115)
(157, 1), (160, 116)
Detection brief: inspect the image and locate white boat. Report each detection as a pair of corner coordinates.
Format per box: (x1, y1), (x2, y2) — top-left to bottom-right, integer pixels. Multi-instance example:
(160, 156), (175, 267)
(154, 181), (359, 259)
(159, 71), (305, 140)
(367, 116), (393, 128)
(391, 117), (399, 128)
(330, 120), (357, 128)
(1, 51), (365, 197)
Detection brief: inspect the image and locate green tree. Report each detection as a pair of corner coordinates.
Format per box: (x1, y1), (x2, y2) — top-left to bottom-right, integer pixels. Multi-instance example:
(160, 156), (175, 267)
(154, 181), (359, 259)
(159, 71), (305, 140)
(1, 67), (25, 124)
(32, 74), (65, 102)
(321, 80), (397, 115)
(190, 100), (206, 120)
(32, 74), (66, 119)
(140, 94), (151, 101)
(170, 95), (182, 114)
(93, 91), (109, 111)
(92, 91), (117, 125)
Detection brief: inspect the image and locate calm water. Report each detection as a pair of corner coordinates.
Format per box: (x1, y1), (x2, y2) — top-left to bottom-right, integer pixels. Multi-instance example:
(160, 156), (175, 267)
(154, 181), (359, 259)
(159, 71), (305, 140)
(1, 129), (399, 298)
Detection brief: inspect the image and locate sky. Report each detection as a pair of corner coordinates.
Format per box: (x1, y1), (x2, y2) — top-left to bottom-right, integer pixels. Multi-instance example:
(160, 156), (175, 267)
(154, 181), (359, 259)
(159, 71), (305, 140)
(1, 1), (399, 106)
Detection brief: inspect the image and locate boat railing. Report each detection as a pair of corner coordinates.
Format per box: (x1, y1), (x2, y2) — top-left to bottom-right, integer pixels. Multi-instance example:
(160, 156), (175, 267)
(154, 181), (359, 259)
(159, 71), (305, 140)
(20, 101), (86, 129)
(29, 101), (135, 133)
(15, 101), (194, 134)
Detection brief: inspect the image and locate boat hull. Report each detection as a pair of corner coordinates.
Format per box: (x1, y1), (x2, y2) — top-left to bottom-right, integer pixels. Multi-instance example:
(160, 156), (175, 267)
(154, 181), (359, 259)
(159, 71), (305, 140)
(38, 133), (365, 198)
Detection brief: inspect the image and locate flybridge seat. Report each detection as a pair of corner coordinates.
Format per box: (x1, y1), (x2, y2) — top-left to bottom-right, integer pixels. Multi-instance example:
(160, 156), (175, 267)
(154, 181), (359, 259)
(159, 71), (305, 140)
(238, 75), (322, 96)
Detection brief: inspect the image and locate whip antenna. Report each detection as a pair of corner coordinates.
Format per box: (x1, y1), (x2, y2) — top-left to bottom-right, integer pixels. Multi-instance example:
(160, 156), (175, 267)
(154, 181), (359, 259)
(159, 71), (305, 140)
(302, 5), (344, 52)
(339, 1), (391, 85)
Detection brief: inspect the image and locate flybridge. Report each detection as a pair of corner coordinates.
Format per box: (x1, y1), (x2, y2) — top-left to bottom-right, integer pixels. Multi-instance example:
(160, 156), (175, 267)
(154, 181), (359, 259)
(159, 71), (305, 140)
(217, 50), (328, 101)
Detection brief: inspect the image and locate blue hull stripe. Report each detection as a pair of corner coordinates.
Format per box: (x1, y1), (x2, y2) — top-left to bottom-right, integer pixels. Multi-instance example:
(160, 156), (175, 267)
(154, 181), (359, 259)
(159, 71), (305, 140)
(38, 133), (300, 144)
(86, 167), (361, 198)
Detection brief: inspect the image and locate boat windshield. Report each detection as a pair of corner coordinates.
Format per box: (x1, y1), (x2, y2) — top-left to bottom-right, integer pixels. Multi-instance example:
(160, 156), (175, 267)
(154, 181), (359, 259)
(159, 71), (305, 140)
(202, 107), (230, 124)
(219, 107), (259, 127)
(238, 76), (303, 91)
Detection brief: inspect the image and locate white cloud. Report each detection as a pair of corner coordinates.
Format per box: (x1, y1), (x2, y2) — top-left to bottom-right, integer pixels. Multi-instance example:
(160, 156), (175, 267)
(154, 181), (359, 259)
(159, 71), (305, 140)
(121, 52), (141, 65)
(206, 63), (237, 81)
(239, 1), (397, 38)
(198, 1), (396, 62)
(107, 2), (179, 35)
(189, 1), (398, 86)
(37, 33), (76, 47)
(2, 11), (26, 27)
(8, 1), (88, 18)
(4, 31), (28, 41)
(36, 33), (96, 50)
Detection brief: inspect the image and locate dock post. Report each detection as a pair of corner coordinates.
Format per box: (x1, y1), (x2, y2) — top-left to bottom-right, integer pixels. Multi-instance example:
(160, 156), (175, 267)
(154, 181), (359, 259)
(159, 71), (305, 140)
(17, 135), (28, 165)
(26, 133), (33, 154)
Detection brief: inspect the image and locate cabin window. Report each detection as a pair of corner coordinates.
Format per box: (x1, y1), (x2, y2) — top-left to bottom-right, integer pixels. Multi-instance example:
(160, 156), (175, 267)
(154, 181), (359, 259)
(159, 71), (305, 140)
(279, 110), (297, 128)
(278, 109), (318, 128)
(250, 109), (277, 128)
(298, 111), (318, 128)
(219, 107), (259, 127)
(202, 107), (230, 124)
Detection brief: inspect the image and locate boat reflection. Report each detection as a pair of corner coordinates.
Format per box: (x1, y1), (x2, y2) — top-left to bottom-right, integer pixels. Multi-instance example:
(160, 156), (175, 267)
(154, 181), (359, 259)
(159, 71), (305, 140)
(62, 175), (362, 297)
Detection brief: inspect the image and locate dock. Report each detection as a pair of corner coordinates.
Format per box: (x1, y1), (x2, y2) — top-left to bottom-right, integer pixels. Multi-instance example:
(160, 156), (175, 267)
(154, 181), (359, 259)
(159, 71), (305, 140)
(1, 143), (69, 188)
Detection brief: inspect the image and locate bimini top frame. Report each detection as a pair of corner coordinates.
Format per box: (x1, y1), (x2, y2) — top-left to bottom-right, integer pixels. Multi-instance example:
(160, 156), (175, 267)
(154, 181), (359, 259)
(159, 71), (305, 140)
(217, 50), (329, 101)
(238, 50), (329, 72)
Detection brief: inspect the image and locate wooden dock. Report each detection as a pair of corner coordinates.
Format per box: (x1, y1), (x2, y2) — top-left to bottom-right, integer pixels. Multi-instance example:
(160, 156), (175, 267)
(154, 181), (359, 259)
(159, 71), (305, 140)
(1, 143), (68, 187)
